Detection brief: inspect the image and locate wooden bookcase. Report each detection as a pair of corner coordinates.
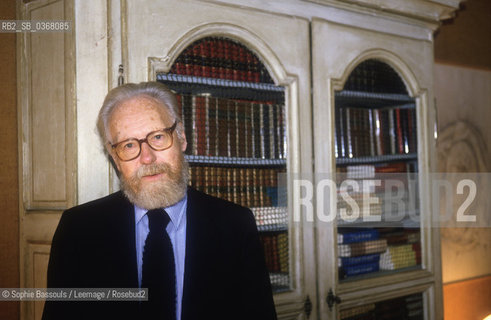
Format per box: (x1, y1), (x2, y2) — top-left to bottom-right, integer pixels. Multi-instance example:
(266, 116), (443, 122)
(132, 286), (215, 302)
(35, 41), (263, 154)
(17, 0), (462, 319)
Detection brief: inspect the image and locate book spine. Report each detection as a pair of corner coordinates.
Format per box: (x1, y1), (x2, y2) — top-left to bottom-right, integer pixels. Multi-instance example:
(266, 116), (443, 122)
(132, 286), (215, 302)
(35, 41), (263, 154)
(208, 97), (218, 156)
(182, 95), (193, 155)
(259, 103), (267, 158)
(350, 108), (359, 157)
(195, 96), (206, 155)
(338, 239), (388, 257)
(217, 98), (228, 157)
(388, 109), (396, 154)
(395, 108), (404, 154)
(209, 166), (217, 197)
(216, 167), (223, 199)
(272, 103), (279, 159)
(269, 104), (275, 159)
(228, 100), (238, 157)
(381, 109), (391, 155)
(253, 103), (262, 158)
(408, 108), (417, 153)
(252, 168), (259, 207)
(338, 107), (346, 158)
(401, 108), (409, 154)
(368, 109), (375, 156)
(245, 101), (253, 158)
(191, 96), (198, 155)
(345, 108), (353, 158)
(338, 229), (379, 244)
(374, 109), (383, 155)
(338, 253), (380, 267)
(237, 102), (246, 158)
(279, 104), (286, 159)
(278, 232), (289, 273)
(339, 261), (379, 279)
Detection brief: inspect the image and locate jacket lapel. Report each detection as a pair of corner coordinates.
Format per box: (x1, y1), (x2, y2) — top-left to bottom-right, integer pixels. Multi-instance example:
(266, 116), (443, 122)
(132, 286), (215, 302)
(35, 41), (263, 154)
(109, 192), (139, 288)
(181, 188), (217, 319)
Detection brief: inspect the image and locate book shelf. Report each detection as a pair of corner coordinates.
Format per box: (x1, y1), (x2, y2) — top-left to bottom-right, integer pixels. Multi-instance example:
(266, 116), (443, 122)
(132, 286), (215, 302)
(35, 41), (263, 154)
(339, 292), (424, 319)
(159, 36), (290, 293)
(334, 59), (422, 283)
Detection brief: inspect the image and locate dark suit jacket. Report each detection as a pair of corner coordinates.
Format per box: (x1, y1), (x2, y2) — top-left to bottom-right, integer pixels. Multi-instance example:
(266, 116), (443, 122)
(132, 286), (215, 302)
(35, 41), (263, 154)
(42, 187), (277, 320)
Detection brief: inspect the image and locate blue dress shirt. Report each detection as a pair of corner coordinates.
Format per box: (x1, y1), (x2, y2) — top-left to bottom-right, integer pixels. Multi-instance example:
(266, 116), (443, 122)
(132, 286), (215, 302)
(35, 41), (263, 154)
(134, 195), (187, 320)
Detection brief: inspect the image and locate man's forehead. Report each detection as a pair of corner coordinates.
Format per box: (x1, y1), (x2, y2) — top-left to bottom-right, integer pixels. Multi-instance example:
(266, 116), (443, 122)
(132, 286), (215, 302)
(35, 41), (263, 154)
(118, 95), (167, 112)
(110, 95), (172, 120)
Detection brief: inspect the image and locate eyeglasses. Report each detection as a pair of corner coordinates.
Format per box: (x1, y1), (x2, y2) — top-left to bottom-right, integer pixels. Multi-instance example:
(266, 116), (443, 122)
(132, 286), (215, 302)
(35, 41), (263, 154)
(110, 121), (177, 161)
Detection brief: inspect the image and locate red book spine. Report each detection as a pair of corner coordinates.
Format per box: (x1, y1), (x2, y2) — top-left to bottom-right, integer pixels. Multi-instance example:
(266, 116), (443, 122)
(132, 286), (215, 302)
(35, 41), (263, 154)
(395, 108), (404, 154)
(227, 100), (237, 157)
(175, 94), (183, 119)
(195, 96), (207, 155)
(217, 98), (228, 157)
(237, 101), (246, 158)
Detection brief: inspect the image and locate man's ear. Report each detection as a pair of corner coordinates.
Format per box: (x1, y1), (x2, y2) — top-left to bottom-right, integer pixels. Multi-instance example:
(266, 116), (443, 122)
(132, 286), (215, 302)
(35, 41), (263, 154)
(178, 122), (187, 152)
(107, 153), (121, 177)
(105, 143), (122, 172)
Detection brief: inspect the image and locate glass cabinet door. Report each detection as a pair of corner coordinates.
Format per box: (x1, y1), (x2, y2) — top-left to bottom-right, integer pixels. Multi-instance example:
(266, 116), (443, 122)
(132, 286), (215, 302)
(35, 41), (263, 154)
(157, 37), (290, 292)
(334, 59), (421, 282)
(312, 18), (442, 320)
(121, 1), (315, 317)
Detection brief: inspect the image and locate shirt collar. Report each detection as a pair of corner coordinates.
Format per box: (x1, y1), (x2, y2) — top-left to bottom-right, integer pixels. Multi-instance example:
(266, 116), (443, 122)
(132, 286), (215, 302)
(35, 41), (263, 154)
(134, 193), (188, 229)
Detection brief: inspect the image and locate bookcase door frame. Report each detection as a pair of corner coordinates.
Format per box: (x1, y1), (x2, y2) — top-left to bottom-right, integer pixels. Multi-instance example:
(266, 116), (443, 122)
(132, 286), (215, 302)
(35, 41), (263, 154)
(115, 1), (316, 318)
(311, 17), (441, 320)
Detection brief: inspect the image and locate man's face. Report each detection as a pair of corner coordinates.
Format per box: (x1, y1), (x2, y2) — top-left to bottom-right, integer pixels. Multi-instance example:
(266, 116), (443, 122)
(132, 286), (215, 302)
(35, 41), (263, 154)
(107, 95), (188, 209)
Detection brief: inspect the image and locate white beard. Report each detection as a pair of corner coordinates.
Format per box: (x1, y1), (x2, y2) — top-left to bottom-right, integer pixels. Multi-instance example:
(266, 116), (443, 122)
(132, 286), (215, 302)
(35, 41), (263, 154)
(120, 154), (189, 209)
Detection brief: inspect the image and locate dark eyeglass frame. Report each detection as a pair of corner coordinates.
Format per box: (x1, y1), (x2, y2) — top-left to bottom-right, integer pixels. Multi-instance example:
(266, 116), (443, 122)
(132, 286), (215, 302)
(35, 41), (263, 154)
(110, 121), (177, 161)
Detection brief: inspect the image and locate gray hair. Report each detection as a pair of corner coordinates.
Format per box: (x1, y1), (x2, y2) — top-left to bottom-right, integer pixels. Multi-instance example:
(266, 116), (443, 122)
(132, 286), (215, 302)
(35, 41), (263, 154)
(97, 81), (182, 147)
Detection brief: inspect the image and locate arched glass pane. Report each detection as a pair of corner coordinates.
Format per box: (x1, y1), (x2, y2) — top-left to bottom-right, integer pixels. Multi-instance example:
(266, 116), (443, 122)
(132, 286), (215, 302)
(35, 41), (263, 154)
(334, 59), (421, 282)
(158, 36), (290, 292)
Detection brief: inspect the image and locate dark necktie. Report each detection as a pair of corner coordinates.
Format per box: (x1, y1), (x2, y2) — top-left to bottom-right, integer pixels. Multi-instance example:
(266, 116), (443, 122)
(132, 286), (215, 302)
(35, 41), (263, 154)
(141, 209), (176, 320)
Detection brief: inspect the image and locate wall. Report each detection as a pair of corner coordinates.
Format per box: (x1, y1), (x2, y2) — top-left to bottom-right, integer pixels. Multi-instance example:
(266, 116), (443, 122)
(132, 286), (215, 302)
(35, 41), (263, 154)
(434, 0), (491, 70)
(0, 1), (20, 319)
(434, 0), (491, 319)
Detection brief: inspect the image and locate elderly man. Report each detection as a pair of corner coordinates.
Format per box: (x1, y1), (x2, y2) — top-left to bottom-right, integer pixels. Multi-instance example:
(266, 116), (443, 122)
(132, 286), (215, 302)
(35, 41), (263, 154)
(42, 82), (277, 320)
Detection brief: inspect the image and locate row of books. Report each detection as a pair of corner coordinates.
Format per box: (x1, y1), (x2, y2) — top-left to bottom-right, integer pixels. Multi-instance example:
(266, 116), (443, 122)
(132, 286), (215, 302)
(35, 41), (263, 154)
(340, 293), (423, 320)
(336, 163), (417, 206)
(336, 161), (414, 178)
(343, 59), (408, 94)
(177, 94), (287, 159)
(188, 166), (285, 208)
(334, 106), (417, 158)
(336, 190), (418, 222)
(380, 243), (421, 270)
(260, 232), (289, 273)
(338, 228), (421, 279)
(379, 228), (421, 270)
(252, 207), (288, 229)
(270, 273), (290, 292)
(170, 37), (273, 83)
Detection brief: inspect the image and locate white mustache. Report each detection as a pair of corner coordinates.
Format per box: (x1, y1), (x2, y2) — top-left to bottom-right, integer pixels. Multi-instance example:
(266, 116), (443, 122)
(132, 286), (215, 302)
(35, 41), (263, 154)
(136, 163), (171, 179)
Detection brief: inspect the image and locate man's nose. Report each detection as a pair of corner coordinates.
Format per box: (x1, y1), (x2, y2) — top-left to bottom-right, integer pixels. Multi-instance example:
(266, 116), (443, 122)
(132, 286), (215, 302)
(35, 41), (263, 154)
(139, 142), (157, 164)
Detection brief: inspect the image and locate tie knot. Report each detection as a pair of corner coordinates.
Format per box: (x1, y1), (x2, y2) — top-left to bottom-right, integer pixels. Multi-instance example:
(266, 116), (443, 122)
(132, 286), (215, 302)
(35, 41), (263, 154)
(146, 209), (170, 235)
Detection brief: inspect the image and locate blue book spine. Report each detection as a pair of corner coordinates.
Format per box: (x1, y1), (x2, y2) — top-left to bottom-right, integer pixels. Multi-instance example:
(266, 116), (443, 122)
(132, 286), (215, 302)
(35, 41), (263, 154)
(339, 261), (379, 279)
(338, 229), (379, 244)
(339, 253), (380, 267)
